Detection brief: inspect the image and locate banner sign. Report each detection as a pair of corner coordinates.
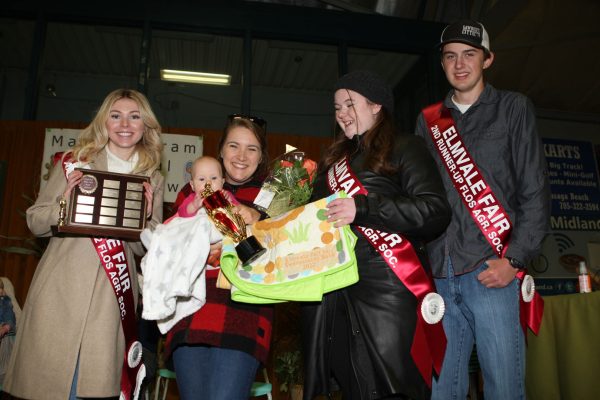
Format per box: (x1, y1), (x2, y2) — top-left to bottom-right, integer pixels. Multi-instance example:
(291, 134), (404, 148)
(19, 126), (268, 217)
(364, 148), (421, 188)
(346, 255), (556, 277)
(42, 128), (203, 203)
(543, 138), (600, 231)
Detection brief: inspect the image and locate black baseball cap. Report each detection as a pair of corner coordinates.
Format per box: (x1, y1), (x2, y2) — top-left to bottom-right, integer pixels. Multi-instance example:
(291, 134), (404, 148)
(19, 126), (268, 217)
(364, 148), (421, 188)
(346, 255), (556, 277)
(440, 19), (491, 53)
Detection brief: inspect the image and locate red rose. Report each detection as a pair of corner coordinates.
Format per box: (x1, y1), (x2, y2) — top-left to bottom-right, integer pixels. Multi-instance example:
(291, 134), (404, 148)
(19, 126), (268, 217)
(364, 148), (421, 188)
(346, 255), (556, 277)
(302, 158), (317, 181)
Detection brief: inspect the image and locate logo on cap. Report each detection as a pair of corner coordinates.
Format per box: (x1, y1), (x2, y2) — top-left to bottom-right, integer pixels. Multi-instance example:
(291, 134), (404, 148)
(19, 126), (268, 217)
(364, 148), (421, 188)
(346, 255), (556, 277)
(461, 25), (481, 38)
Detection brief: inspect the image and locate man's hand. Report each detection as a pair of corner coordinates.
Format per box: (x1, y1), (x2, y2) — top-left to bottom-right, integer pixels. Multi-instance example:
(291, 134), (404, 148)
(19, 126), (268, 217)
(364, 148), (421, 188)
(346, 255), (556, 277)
(477, 258), (518, 288)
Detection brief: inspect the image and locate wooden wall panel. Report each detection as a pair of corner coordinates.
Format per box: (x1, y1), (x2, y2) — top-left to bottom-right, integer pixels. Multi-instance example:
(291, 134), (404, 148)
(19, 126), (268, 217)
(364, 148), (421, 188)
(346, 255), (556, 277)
(0, 121), (86, 305)
(0, 121), (332, 305)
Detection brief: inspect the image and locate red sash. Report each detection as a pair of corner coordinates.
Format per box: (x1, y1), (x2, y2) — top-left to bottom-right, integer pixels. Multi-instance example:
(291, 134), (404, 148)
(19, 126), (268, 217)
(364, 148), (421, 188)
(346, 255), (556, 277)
(327, 158), (446, 387)
(92, 239), (144, 400)
(59, 154), (144, 400)
(422, 103), (543, 336)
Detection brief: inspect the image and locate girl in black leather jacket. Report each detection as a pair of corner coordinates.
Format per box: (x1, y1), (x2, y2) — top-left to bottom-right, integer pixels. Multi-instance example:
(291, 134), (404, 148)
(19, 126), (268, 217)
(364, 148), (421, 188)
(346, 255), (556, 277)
(302, 70), (451, 400)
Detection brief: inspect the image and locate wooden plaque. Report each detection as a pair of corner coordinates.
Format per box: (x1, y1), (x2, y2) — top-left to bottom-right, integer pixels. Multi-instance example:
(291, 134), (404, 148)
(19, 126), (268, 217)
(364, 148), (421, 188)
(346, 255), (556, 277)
(54, 168), (149, 240)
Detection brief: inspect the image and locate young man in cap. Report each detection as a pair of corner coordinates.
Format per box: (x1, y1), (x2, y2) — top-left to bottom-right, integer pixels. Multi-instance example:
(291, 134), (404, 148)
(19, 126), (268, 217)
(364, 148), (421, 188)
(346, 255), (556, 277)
(415, 19), (550, 399)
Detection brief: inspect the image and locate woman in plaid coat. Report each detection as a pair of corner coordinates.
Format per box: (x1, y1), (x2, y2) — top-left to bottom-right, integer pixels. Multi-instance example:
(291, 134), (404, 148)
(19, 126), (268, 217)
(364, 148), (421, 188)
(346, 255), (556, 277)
(165, 115), (273, 400)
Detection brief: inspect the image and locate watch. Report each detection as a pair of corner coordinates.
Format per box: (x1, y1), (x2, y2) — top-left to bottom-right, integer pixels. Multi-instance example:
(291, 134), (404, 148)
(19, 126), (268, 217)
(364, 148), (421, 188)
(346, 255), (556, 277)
(507, 257), (526, 270)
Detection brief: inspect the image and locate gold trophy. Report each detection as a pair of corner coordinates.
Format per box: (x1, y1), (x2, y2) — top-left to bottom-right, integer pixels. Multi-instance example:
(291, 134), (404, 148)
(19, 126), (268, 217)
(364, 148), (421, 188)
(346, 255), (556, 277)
(201, 182), (266, 265)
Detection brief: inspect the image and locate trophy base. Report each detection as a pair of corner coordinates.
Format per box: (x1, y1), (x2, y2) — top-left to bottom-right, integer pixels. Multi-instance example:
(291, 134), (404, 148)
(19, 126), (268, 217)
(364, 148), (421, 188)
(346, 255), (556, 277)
(236, 236), (266, 265)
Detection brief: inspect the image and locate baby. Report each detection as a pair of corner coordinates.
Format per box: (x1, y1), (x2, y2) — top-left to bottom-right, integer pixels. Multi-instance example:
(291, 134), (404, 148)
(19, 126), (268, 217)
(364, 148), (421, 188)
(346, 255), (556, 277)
(141, 156), (233, 333)
(179, 155), (237, 218)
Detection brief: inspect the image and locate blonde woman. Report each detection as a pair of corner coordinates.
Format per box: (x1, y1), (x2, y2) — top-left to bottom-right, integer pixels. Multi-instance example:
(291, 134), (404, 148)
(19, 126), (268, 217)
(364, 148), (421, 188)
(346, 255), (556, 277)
(4, 89), (164, 400)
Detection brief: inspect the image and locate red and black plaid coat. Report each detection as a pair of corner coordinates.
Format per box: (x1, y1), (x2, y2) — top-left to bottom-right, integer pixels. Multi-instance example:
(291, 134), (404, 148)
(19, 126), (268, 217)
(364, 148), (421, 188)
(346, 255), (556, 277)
(164, 180), (274, 364)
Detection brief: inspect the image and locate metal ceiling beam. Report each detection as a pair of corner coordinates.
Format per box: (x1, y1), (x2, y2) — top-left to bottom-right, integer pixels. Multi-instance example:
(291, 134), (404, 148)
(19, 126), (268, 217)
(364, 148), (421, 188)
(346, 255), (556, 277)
(338, 41), (348, 76)
(416, 0), (428, 20)
(318, 0), (375, 14)
(137, 21), (152, 94)
(0, 0), (445, 54)
(242, 30), (252, 114)
(23, 11), (46, 120)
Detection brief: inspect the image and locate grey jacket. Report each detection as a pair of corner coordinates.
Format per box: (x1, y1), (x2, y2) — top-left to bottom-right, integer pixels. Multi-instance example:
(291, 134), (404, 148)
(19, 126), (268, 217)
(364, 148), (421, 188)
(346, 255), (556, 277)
(416, 84), (550, 277)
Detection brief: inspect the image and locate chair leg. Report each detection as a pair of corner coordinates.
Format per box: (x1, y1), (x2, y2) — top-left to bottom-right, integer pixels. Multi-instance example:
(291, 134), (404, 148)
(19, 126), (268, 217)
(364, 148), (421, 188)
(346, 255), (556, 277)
(153, 374), (161, 400)
(161, 379), (169, 400)
(262, 368), (272, 400)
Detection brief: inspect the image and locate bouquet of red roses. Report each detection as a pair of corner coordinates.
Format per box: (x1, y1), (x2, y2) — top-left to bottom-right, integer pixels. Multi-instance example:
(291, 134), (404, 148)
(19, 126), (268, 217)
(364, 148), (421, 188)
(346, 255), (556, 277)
(255, 148), (317, 217)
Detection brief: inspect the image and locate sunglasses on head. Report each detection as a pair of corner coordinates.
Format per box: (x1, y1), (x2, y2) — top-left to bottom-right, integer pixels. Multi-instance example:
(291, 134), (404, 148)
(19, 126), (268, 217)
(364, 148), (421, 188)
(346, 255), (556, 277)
(227, 113), (267, 130)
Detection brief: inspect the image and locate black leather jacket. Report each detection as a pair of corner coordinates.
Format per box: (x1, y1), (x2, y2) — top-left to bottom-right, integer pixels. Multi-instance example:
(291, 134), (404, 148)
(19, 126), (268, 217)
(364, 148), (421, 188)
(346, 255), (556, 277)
(302, 133), (451, 400)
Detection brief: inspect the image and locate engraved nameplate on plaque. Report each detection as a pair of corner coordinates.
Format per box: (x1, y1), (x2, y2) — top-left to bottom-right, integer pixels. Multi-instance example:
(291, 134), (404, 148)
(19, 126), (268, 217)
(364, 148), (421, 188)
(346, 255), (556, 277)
(54, 168), (149, 240)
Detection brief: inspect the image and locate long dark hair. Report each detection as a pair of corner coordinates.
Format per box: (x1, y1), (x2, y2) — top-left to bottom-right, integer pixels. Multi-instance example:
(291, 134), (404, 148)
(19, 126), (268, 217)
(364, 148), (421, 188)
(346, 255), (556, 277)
(321, 102), (397, 175)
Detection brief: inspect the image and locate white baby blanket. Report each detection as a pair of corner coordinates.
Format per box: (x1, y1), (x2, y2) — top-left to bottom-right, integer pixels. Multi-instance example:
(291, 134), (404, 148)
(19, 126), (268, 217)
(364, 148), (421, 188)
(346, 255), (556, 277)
(140, 211), (221, 333)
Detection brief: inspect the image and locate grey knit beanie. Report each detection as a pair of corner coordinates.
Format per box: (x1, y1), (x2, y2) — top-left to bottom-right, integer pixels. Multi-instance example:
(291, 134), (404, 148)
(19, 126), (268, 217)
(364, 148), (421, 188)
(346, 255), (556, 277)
(333, 70), (394, 113)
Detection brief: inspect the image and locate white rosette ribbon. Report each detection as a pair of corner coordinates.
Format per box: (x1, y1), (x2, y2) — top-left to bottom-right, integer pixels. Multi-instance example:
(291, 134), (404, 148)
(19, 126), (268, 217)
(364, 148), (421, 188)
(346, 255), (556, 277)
(119, 344), (146, 400)
(421, 292), (445, 324)
(64, 160), (87, 177)
(521, 274), (535, 303)
(127, 341), (143, 368)
(133, 364), (146, 400)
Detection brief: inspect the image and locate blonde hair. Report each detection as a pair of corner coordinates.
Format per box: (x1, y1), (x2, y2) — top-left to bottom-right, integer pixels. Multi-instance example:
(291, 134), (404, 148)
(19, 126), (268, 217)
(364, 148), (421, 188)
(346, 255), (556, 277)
(71, 89), (163, 175)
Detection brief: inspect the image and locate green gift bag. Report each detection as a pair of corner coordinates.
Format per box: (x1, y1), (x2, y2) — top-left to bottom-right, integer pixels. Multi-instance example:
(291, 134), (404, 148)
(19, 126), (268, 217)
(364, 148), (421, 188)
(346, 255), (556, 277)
(220, 192), (358, 304)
